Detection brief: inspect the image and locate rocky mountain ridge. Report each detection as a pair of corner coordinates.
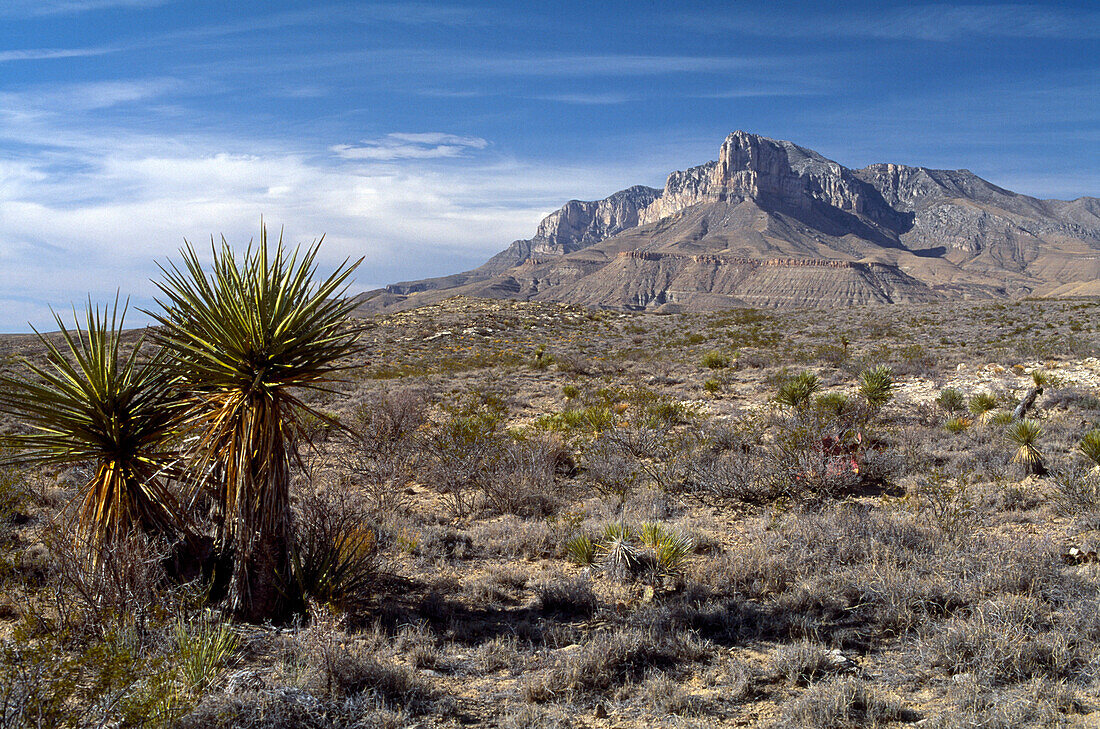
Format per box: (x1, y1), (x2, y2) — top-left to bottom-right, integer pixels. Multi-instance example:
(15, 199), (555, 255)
(361, 131), (1100, 313)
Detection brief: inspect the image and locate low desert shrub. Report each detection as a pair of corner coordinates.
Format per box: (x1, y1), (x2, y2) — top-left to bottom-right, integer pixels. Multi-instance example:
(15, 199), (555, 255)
(480, 436), (567, 517)
(535, 576), (598, 617)
(523, 628), (709, 701)
(293, 489), (379, 611)
(936, 388), (967, 413)
(701, 350), (731, 370)
(926, 595), (1082, 686)
(776, 677), (906, 728)
(771, 641), (845, 685)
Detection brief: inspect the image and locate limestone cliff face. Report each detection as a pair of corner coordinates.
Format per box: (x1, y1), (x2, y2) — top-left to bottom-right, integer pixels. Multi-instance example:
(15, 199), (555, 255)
(638, 162), (716, 224)
(533, 185), (660, 253)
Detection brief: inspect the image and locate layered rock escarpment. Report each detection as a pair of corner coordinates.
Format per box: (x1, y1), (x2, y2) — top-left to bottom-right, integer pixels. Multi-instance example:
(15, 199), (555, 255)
(358, 131), (1100, 314)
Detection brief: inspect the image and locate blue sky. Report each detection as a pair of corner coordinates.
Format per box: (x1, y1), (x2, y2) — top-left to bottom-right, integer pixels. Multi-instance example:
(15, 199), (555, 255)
(0, 0), (1097, 331)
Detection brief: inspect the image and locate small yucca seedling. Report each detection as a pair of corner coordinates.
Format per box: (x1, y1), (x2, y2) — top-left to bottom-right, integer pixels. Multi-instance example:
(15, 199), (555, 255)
(936, 388), (966, 413)
(968, 392), (999, 423)
(1030, 370), (1050, 388)
(565, 534), (597, 566)
(174, 612), (239, 692)
(944, 416), (971, 434)
(775, 371), (821, 409)
(989, 411), (1014, 426)
(815, 391), (849, 417)
(1008, 419), (1046, 476)
(650, 531), (695, 575)
(1079, 429), (1100, 469)
(858, 366), (895, 410)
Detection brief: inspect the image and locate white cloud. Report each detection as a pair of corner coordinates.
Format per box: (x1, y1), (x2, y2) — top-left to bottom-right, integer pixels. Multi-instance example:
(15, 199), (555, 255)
(0, 46), (117, 62)
(0, 111), (653, 330)
(0, 0), (169, 17)
(687, 4), (1100, 41)
(331, 133), (489, 161)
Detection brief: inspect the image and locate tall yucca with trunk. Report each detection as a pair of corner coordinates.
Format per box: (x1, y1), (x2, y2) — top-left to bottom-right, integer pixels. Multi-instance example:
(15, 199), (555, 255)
(0, 301), (181, 563)
(150, 227), (362, 622)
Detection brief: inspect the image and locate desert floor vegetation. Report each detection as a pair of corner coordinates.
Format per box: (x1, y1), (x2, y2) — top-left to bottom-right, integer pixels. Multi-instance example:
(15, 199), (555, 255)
(2, 289), (1100, 726)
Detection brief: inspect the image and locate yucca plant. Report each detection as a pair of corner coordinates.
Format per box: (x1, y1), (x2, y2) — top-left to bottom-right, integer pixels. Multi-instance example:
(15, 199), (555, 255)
(639, 522), (695, 575)
(814, 391), (849, 417)
(935, 388), (966, 414)
(598, 523), (642, 579)
(1007, 419), (1046, 476)
(858, 366), (895, 410)
(1030, 370), (1050, 388)
(565, 534), (597, 566)
(0, 300), (182, 563)
(173, 611), (239, 693)
(149, 227), (363, 622)
(1079, 429), (1100, 469)
(968, 392), (999, 424)
(944, 416), (971, 434)
(775, 371), (820, 410)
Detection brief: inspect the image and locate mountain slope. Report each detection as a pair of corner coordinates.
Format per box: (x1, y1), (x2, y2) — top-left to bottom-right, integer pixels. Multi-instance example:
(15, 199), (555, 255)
(358, 131), (1100, 313)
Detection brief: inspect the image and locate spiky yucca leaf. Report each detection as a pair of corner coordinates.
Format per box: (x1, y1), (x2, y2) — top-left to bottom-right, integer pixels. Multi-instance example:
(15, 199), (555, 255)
(149, 226), (363, 622)
(638, 521), (665, 548)
(651, 531), (695, 575)
(599, 535), (643, 580)
(1079, 429), (1100, 468)
(0, 300), (181, 559)
(602, 522), (633, 543)
(1030, 370), (1050, 388)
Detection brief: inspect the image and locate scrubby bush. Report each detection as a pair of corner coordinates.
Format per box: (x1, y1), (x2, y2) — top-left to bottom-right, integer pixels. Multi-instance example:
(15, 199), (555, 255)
(523, 628), (709, 701)
(777, 677), (906, 728)
(701, 350), (731, 370)
(936, 387), (967, 413)
(293, 489), (379, 611)
(536, 576), (598, 617)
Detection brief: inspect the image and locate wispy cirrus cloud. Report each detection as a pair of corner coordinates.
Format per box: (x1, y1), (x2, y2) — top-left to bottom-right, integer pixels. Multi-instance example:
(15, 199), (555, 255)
(0, 46), (118, 63)
(685, 4), (1100, 41)
(0, 0), (169, 17)
(331, 133), (489, 161)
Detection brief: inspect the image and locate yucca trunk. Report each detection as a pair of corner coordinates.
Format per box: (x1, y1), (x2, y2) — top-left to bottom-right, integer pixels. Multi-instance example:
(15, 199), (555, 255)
(220, 393), (299, 623)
